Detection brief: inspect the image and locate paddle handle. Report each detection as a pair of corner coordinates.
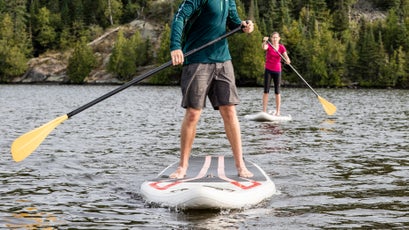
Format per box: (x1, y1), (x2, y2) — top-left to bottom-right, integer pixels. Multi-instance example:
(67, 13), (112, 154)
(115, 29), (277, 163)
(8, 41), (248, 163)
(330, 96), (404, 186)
(266, 40), (320, 97)
(67, 26), (243, 118)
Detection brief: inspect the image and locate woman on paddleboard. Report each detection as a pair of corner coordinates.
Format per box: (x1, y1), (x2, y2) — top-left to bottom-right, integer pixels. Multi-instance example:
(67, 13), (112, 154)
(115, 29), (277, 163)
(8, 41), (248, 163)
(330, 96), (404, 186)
(169, 0), (254, 179)
(262, 32), (291, 116)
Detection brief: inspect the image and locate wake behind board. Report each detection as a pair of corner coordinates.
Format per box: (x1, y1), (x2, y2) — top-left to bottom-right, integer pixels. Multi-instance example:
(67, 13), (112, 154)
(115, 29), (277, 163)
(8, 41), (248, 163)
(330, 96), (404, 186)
(245, 111), (292, 122)
(140, 156), (276, 209)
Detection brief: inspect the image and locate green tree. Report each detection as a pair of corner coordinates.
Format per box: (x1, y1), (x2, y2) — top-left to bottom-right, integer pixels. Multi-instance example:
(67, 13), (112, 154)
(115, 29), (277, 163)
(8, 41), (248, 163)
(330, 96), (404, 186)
(0, 45), (28, 81)
(121, 1), (142, 23)
(72, 0), (85, 24)
(105, 0), (123, 25)
(5, 0), (27, 40)
(107, 29), (136, 81)
(67, 37), (97, 83)
(344, 40), (359, 85)
(384, 9), (402, 54)
(356, 19), (382, 86)
(373, 34), (396, 87)
(129, 30), (148, 67)
(309, 0), (328, 21)
(150, 24), (180, 84)
(249, 0), (260, 23)
(281, 20), (304, 83)
(34, 7), (57, 49)
(278, 0), (292, 29)
(60, 0), (71, 26)
(231, 25), (265, 84)
(0, 14), (29, 81)
(331, 0), (350, 39)
(259, 0), (279, 35)
(392, 46), (408, 88)
(229, 0), (265, 84)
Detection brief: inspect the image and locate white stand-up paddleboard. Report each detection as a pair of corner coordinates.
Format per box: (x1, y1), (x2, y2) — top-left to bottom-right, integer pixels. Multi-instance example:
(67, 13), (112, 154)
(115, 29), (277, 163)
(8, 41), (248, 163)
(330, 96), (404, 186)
(140, 155), (276, 209)
(245, 111), (292, 122)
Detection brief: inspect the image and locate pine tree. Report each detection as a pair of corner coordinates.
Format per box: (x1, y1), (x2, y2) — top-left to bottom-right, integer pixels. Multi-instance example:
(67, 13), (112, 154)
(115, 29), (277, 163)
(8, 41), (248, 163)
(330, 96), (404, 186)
(230, 2), (265, 84)
(35, 7), (57, 49)
(309, 0), (328, 21)
(67, 37), (97, 83)
(104, 0), (123, 26)
(0, 14), (29, 81)
(331, 0), (350, 39)
(129, 30), (147, 67)
(259, 0), (279, 35)
(107, 29), (133, 81)
(249, 0), (260, 23)
(356, 19), (382, 86)
(344, 40), (359, 85)
(281, 19), (310, 84)
(279, 0), (292, 29)
(150, 24), (180, 84)
(377, 35), (397, 87)
(393, 46), (408, 88)
(384, 9), (401, 54)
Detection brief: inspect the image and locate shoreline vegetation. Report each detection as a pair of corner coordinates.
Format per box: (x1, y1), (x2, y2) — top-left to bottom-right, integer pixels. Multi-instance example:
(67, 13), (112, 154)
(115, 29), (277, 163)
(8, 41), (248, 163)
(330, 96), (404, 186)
(0, 0), (408, 89)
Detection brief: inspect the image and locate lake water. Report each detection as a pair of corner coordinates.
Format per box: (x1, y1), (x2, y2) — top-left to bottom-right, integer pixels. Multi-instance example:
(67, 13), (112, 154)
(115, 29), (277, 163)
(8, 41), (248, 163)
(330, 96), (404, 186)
(0, 85), (408, 229)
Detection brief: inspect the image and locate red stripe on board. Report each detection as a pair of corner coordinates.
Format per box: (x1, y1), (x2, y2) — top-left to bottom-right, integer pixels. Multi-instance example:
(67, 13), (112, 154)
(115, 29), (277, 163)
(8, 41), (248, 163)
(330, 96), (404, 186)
(149, 155), (212, 190)
(217, 156), (261, 190)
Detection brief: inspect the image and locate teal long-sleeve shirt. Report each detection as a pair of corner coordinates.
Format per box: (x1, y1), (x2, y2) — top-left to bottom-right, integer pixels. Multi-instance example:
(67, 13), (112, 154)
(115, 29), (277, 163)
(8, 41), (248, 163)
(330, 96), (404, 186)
(170, 0), (242, 65)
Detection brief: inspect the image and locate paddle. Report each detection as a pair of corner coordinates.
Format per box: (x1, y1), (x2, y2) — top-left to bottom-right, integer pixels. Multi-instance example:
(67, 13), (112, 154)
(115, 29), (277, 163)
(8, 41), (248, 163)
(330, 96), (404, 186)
(11, 26), (243, 162)
(266, 40), (337, 116)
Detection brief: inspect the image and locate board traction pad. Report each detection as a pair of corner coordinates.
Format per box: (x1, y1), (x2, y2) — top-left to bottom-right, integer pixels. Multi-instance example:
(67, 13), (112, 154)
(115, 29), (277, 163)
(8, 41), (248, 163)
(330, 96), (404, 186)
(152, 156), (267, 183)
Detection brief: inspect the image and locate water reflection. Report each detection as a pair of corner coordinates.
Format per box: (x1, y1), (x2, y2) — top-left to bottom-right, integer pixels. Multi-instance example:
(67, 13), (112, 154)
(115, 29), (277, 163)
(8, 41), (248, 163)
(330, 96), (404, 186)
(260, 123), (284, 135)
(4, 203), (63, 228)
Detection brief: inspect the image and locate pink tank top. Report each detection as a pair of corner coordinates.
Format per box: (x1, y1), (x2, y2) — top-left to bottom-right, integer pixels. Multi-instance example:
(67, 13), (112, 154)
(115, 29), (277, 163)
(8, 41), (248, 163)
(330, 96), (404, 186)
(265, 44), (286, 72)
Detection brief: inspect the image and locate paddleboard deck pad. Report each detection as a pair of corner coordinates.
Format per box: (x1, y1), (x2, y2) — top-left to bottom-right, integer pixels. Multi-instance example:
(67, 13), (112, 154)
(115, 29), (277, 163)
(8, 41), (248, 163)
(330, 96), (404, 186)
(245, 111), (292, 122)
(140, 155), (276, 209)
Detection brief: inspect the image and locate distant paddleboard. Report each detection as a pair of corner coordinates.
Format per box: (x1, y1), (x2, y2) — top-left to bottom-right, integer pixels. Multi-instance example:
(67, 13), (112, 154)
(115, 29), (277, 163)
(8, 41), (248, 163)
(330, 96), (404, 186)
(245, 111), (292, 122)
(140, 156), (276, 209)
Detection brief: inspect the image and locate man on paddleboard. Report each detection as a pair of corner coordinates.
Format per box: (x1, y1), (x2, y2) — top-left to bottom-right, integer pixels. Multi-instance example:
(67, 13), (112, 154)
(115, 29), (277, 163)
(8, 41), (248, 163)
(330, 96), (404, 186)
(169, 0), (254, 179)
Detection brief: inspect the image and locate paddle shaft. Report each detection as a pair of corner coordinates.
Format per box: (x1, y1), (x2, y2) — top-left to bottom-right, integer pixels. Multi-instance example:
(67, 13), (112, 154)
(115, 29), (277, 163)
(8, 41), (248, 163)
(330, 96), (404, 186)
(266, 40), (320, 97)
(67, 26), (242, 118)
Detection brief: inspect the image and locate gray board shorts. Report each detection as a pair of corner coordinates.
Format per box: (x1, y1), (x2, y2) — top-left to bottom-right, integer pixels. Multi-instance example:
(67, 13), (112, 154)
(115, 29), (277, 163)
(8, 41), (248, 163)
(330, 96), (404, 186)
(180, 60), (240, 110)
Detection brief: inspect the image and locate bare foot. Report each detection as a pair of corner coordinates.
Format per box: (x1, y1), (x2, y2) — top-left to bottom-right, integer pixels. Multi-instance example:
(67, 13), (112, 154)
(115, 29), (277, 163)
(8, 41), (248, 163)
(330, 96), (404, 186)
(169, 166), (187, 179)
(238, 167), (254, 178)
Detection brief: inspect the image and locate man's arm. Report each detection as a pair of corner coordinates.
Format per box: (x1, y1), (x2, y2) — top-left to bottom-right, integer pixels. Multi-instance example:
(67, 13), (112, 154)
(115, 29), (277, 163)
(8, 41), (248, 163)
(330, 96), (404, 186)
(170, 0), (203, 65)
(227, 0), (253, 33)
(170, 0), (202, 51)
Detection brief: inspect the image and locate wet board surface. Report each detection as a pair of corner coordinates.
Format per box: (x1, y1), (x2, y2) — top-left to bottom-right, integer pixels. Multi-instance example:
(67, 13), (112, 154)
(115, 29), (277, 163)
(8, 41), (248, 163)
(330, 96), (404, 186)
(245, 111), (292, 122)
(140, 156), (276, 209)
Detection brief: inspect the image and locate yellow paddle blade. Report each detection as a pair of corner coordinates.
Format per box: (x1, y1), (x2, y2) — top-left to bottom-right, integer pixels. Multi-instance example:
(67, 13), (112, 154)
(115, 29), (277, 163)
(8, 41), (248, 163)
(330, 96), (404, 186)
(318, 96), (337, 116)
(11, 115), (68, 162)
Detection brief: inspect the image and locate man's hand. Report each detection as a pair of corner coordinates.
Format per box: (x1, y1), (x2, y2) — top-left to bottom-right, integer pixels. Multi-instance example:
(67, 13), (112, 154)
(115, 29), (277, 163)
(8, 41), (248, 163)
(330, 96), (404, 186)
(171, 49), (184, 66)
(241, 20), (254, 33)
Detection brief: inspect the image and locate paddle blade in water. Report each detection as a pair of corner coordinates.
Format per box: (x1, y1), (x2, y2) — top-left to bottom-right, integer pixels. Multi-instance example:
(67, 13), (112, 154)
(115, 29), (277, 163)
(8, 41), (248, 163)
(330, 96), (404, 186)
(11, 115), (68, 162)
(318, 96), (337, 115)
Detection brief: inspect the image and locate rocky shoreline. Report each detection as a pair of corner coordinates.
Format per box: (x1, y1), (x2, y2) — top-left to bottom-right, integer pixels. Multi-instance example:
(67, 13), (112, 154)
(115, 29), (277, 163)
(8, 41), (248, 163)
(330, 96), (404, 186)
(11, 19), (161, 85)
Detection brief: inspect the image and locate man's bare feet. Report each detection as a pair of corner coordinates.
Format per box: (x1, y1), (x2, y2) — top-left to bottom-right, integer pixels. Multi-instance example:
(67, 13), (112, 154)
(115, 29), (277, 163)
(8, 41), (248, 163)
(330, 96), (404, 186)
(238, 167), (254, 178)
(169, 166), (187, 179)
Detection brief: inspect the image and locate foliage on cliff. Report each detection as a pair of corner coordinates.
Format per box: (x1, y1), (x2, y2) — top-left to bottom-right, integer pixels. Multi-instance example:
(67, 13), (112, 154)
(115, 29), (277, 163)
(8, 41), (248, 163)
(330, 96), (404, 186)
(0, 0), (408, 88)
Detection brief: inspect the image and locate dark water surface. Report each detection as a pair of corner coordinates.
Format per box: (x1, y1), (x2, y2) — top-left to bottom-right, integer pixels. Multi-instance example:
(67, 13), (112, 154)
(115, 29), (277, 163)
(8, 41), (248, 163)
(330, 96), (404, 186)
(1, 85), (408, 229)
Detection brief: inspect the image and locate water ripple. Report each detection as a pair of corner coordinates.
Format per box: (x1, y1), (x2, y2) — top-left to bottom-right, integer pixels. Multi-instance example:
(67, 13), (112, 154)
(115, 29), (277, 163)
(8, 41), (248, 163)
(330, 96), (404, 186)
(1, 86), (408, 228)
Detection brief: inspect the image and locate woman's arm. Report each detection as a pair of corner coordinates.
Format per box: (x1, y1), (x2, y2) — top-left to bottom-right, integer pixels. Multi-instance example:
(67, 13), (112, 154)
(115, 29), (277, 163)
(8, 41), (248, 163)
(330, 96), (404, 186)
(282, 51), (291, 64)
(262, 37), (268, 50)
